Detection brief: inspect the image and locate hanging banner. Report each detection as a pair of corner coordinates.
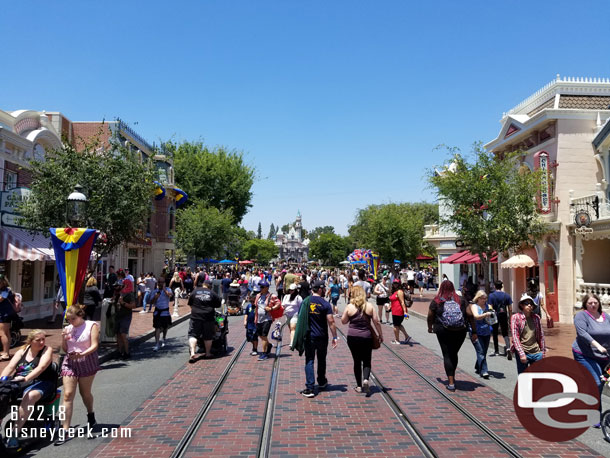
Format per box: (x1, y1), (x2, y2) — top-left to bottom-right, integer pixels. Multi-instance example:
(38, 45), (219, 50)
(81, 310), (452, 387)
(153, 181), (166, 201)
(173, 187), (188, 207)
(49, 228), (99, 311)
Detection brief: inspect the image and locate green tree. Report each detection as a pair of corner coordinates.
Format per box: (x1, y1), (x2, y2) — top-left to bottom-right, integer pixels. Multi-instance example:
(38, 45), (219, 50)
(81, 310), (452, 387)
(309, 233), (352, 266)
(166, 140), (255, 223)
(429, 144), (547, 292)
(19, 142), (155, 258)
(281, 223), (290, 233)
(267, 223), (276, 240)
(308, 225), (335, 241)
(242, 238), (279, 264)
(349, 202), (438, 264)
(257, 222), (263, 239)
(175, 200), (236, 259)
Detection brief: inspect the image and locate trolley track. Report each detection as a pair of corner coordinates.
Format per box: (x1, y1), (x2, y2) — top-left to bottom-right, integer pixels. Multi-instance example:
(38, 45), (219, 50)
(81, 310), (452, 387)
(336, 325), (523, 458)
(171, 324), (286, 458)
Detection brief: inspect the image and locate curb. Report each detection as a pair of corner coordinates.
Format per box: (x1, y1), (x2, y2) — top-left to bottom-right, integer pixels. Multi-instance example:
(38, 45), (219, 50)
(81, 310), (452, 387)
(98, 312), (192, 364)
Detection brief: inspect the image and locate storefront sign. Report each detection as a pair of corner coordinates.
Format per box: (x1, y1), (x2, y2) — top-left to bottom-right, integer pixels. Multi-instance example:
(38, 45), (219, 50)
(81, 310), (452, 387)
(1, 211), (24, 228)
(0, 187), (31, 214)
(535, 151), (551, 214)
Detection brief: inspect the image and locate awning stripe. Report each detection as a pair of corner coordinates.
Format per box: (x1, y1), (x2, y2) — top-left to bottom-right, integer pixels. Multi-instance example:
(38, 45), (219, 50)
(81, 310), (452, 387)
(0, 228), (55, 261)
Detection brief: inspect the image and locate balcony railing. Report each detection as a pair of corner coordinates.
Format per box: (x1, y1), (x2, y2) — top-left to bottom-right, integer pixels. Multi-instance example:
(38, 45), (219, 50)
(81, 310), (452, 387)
(576, 282), (610, 310)
(569, 186), (610, 223)
(424, 224), (439, 238)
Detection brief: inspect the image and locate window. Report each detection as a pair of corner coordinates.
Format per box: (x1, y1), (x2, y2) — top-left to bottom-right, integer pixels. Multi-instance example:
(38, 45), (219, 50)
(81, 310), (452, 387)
(168, 206), (175, 232)
(5, 171), (17, 190)
(21, 261), (34, 302)
(44, 262), (55, 299)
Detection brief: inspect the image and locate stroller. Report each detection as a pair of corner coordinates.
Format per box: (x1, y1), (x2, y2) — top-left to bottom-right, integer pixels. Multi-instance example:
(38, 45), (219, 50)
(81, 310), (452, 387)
(10, 316), (24, 348)
(0, 362), (62, 454)
(197, 312), (229, 355)
(227, 286), (242, 316)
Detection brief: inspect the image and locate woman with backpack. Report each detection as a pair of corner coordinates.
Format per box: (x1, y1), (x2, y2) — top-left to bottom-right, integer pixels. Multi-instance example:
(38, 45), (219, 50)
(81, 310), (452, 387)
(427, 280), (477, 391)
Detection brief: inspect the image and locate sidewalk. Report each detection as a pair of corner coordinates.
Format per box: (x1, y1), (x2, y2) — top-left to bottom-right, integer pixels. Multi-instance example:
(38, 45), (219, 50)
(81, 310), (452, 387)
(408, 289), (575, 358)
(0, 299), (192, 373)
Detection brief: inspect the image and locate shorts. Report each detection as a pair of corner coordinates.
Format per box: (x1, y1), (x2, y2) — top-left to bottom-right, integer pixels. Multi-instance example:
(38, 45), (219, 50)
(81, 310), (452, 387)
(246, 325), (258, 342)
(0, 312), (17, 324)
(188, 319), (216, 341)
(376, 297), (389, 306)
(418, 281), (425, 288)
(392, 314), (404, 327)
(256, 320), (272, 338)
(61, 352), (100, 378)
(153, 312), (172, 330)
(115, 314), (132, 335)
(331, 296), (339, 306)
(23, 380), (55, 398)
(407, 280), (415, 288)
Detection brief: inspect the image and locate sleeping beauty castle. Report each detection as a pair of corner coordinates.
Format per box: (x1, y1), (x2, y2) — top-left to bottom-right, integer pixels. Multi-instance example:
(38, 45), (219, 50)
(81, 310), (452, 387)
(275, 211), (309, 263)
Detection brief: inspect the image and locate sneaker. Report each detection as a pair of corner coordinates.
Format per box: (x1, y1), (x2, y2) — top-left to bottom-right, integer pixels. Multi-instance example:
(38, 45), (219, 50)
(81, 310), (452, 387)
(258, 353), (268, 361)
(250, 351), (258, 356)
(301, 389), (315, 398)
(153, 344), (159, 352)
(354, 386), (362, 393)
(403, 336), (412, 344)
(491, 351), (499, 356)
(506, 352), (513, 361)
(446, 384), (456, 392)
(593, 422), (601, 429)
(482, 373), (490, 379)
(6, 437), (19, 449)
(318, 381), (328, 389)
(139, 310), (147, 314)
(161, 341), (166, 348)
(362, 379), (370, 393)
(391, 340), (401, 345)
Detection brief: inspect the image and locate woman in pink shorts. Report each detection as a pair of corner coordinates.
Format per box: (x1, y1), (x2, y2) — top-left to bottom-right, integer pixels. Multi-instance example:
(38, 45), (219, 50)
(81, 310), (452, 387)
(58, 303), (100, 444)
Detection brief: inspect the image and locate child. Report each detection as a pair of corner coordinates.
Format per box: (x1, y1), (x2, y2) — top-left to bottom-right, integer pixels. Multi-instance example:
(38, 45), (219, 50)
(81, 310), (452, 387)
(243, 293), (258, 356)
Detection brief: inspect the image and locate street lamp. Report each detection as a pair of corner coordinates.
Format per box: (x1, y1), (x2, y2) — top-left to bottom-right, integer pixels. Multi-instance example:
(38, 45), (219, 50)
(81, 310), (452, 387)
(67, 184), (88, 227)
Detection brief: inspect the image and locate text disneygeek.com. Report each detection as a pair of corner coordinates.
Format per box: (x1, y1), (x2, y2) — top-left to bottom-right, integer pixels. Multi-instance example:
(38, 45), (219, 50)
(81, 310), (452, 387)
(5, 425), (132, 441)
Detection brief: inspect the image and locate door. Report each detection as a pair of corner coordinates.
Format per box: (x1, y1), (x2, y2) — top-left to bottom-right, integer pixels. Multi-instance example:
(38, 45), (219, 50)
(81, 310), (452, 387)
(544, 260), (559, 321)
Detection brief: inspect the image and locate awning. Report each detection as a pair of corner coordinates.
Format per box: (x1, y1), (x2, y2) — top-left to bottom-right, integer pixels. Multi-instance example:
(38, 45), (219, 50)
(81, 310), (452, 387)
(464, 252), (498, 264)
(501, 254), (535, 269)
(440, 251), (471, 264)
(0, 228), (55, 261)
(416, 255), (434, 260)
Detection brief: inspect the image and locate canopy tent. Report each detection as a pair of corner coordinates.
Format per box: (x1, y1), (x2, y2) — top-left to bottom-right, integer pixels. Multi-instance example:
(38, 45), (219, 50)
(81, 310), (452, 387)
(218, 259), (237, 264)
(350, 260), (367, 265)
(501, 254), (535, 269)
(339, 260), (350, 265)
(416, 255), (435, 260)
(239, 260), (254, 265)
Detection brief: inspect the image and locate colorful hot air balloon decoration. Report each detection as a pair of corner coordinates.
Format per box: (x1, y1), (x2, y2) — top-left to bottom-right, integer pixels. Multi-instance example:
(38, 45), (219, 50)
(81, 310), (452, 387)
(49, 228), (99, 315)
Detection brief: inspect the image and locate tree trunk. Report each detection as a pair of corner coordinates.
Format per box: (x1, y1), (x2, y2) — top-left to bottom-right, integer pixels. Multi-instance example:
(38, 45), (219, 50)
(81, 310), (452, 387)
(481, 257), (491, 296)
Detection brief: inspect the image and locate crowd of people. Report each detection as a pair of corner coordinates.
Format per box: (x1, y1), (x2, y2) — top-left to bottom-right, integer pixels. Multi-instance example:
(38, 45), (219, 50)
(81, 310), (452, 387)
(0, 261), (608, 451)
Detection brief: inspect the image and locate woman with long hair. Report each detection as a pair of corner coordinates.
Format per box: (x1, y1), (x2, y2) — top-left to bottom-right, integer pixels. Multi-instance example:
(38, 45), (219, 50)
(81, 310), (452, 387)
(0, 329), (55, 449)
(470, 290), (493, 379)
(374, 277), (390, 324)
(427, 280), (477, 391)
(282, 283), (303, 345)
(388, 281), (411, 344)
(341, 285), (383, 393)
(59, 303), (100, 444)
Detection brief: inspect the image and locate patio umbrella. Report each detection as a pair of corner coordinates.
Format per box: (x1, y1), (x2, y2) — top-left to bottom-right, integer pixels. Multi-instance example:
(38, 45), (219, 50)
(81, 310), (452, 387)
(239, 260), (254, 265)
(219, 259), (237, 264)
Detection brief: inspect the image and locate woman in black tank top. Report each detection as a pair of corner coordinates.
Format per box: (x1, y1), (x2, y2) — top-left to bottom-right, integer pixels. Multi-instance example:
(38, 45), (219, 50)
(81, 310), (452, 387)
(341, 285), (383, 394)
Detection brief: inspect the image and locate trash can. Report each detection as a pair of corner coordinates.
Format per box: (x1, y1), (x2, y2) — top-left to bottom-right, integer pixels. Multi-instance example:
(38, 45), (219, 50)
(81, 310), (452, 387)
(100, 298), (117, 343)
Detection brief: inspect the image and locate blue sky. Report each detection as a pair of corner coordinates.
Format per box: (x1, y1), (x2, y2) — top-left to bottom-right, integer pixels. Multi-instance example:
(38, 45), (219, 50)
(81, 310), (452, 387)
(2, 1), (609, 235)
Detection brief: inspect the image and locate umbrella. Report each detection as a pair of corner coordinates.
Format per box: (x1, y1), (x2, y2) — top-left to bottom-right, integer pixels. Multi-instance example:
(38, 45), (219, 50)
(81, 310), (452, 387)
(416, 255), (434, 260)
(219, 259), (237, 264)
(239, 260), (254, 265)
(339, 260), (350, 265)
(501, 254), (535, 269)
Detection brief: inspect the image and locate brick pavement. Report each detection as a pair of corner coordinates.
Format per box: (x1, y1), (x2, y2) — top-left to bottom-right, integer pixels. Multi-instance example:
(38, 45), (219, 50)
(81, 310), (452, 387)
(368, 322), (601, 457)
(89, 316), (246, 458)
(269, 328), (423, 457)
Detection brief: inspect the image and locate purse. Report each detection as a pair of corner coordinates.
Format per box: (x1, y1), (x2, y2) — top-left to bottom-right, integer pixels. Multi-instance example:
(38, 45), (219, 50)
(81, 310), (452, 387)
(368, 318), (381, 350)
(546, 315), (554, 328)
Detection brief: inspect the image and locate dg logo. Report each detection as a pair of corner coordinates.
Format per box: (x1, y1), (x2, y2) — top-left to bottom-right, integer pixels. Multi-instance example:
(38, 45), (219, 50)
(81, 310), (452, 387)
(513, 356), (600, 441)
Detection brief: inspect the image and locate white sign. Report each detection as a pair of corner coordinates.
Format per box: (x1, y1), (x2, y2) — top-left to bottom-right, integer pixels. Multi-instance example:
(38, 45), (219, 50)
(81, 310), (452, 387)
(1, 212), (24, 228)
(1, 187), (31, 214)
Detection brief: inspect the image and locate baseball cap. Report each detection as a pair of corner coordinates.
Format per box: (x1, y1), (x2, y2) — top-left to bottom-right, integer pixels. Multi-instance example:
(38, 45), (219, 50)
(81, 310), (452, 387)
(259, 280), (270, 288)
(203, 279), (213, 286)
(289, 283), (298, 291)
(312, 280), (325, 290)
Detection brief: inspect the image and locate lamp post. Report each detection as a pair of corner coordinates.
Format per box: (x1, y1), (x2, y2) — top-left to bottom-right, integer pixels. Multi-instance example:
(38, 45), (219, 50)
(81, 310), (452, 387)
(66, 184), (88, 227)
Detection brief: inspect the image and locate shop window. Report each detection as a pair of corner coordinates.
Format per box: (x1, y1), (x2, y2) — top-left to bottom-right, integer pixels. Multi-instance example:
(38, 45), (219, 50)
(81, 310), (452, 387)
(21, 261), (34, 302)
(44, 262), (55, 299)
(5, 171), (17, 191)
(128, 248), (138, 258)
(0, 261), (10, 279)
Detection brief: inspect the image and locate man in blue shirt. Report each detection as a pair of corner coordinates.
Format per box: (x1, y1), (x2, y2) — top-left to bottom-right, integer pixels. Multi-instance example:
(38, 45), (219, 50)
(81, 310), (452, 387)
(487, 280), (513, 360)
(302, 280), (338, 398)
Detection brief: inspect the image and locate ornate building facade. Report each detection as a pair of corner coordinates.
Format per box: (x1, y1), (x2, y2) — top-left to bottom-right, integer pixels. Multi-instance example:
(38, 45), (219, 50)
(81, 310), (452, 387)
(275, 212), (309, 263)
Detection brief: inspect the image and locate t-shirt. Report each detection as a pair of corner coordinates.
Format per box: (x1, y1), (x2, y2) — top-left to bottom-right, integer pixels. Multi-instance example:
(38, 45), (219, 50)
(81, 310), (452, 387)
(221, 277), (232, 294)
(244, 302), (256, 328)
(251, 276), (261, 292)
(521, 316), (540, 354)
(308, 295), (333, 339)
(144, 277), (157, 293)
(117, 293), (135, 319)
(153, 287), (172, 314)
(121, 278), (134, 295)
(329, 283), (341, 298)
(257, 293), (272, 322)
(283, 273), (298, 292)
(354, 280), (371, 298)
(488, 291), (513, 315)
(299, 280), (311, 299)
(282, 293), (303, 316)
(188, 287), (221, 320)
(406, 270), (416, 281)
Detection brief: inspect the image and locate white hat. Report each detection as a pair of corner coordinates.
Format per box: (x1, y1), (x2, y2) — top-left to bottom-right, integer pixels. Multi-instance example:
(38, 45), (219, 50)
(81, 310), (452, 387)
(289, 283), (298, 291)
